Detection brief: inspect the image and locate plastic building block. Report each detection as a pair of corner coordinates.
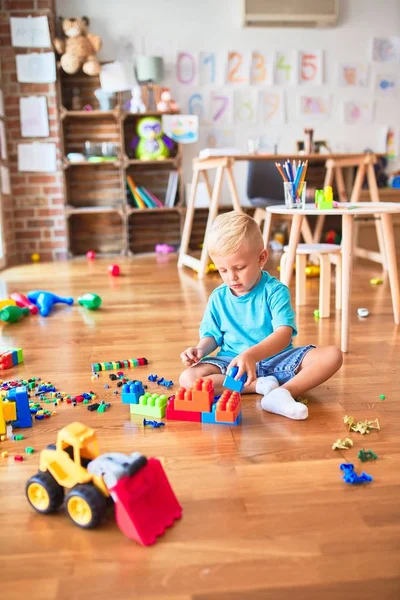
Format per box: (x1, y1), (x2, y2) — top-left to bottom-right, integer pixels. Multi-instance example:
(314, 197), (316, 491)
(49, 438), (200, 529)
(91, 358), (148, 372)
(0, 348), (24, 370)
(1, 451), (8, 458)
(340, 463), (373, 485)
(78, 293), (102, 310)
(121, 381), (145, 404)
(87, 403), (100, 411)
(223, 367), (247, 393)
(215, 390), (242, 423)
(10, 292), (39, 314)
(201, 400), (242, 426)
(143, 418), (165, 428)
(379, 394), (385, 400)
(27, 290), (74, 317)
(358, 449), (378, 462)
(174, 378), (214, 413)
(165, 396), (201, 422)
(97, 401), (110, 413)
(14, 454), (24, 461)
(129, 393), (167, 419)
(332, 438), (353, 450)
(315, 186), (333, 209)
(14, 434), (24, 441)
(370, 278), (383, 285)
(8, 386), (32, 429)
(25, 447), (34, 454)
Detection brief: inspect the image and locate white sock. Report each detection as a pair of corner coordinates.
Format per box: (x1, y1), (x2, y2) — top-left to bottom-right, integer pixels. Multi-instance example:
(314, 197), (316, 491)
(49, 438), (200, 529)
(255, 376), (279, 396)
(261, 388), (308, 420)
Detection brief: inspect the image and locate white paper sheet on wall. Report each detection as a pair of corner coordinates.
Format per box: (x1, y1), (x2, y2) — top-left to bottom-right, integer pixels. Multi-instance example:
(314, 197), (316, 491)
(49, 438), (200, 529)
(0, 120), (6, 160)
(20, 96), (49, 137)
(0, 165), (11, 195)
(18, 142), (57, 172)
(342, 100), (375, 124)
(16, 52), (56, 83)
(372, 37), (400, 62)
(10, 16), (51, 48)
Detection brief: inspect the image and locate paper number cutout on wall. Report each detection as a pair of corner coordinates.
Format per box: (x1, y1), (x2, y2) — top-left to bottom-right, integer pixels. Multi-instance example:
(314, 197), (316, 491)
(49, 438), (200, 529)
(176, 52), (197, 84)
(199, 52), (216, 84)
(234, 90), (257, 124)
(299, 51), (323, 85)
(262, 91), (285, 124)
(188, 93), (204, 119)
(209, 91), (232, 124)
(227, 52), (248, 83)
(275, 52), (296, 85)
(250, 52), (273, 85)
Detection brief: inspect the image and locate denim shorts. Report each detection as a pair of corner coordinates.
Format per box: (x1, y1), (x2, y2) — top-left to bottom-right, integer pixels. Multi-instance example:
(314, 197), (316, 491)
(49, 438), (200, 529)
(198, 345), (316, 385)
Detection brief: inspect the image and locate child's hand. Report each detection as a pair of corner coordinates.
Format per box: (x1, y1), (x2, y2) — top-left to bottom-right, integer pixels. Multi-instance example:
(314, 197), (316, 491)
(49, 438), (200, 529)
(180, 346), (205, 367)
(228, 351), (257, 387)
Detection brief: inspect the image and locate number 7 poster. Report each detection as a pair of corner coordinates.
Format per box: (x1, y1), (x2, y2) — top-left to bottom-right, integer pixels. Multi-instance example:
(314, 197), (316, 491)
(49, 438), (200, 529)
(298, 51), (324, 85)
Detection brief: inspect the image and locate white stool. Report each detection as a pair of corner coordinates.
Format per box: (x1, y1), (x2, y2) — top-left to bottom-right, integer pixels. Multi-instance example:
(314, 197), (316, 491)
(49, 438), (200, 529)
(280, 244), (342, 318)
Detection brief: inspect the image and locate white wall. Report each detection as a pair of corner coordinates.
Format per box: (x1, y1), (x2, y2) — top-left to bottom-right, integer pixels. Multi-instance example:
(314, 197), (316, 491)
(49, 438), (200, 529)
(56, 0), (400, 204)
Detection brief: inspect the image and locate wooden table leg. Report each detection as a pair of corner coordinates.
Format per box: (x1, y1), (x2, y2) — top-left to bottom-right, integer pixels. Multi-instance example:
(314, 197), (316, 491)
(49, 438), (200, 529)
(178, 167), (200, 268)
(341, 214), (354, 353)
(198, 165), (225, 278)
(380, 213), (400, 324)
(225, 161), (242, 212)
(281, 214), (303, 287)
(263, 210), (273, 248)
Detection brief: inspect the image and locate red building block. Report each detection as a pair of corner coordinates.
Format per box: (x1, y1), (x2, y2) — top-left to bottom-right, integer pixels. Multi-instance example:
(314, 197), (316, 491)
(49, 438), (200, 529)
(215, 390), (242, 424)
(165, 396), (201, 422)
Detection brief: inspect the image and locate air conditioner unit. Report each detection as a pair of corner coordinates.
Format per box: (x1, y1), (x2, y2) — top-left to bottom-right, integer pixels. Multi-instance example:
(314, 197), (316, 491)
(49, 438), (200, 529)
(243, 0), (338, 28)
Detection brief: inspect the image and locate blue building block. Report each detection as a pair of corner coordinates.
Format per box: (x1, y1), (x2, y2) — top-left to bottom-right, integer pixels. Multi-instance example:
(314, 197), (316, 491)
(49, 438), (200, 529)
(8, 386), (32, 429)
(223, 367), (247, 393)
(201, 400), (242, 426)
(121, 380), (145, 404)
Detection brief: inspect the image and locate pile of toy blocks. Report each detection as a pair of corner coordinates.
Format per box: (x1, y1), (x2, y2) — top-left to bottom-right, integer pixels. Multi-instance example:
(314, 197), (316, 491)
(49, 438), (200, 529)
(0, 348), (23, 370)
(122, 380), (168, 418)
(91, 357), (148, 373)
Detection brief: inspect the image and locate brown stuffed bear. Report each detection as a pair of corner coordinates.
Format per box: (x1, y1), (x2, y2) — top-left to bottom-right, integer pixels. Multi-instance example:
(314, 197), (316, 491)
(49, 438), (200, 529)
(54, 17), (102, 76)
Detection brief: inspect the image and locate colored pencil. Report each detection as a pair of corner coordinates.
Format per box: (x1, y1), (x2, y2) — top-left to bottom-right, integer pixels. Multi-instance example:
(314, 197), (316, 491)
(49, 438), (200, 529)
(275, 162), (289, 183)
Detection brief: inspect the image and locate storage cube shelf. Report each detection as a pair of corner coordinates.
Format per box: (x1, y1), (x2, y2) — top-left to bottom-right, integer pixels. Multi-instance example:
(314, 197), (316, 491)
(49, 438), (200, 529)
(58, 69), (184, 257)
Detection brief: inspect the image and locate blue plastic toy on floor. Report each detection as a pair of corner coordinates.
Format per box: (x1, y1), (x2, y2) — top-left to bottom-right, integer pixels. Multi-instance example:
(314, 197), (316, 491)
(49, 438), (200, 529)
(27, 291), (74, 317)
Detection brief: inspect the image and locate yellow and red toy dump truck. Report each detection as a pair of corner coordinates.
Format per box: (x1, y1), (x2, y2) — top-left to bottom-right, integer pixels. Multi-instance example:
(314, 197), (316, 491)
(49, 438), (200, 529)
(26, 422), (182, 546)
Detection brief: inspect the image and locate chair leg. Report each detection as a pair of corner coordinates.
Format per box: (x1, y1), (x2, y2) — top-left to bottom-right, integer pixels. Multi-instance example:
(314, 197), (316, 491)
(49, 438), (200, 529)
(319, 254), (331, 318)
(279, 252), (287, 283)
(295, 254), (307, 306)
(253, 208), (265, 227)
(335, 253), (342, 311)
(262, 210), (273, 248)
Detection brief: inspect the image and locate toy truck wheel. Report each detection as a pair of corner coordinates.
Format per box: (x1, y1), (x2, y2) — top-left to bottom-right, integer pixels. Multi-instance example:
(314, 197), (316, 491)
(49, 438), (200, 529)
(65, 484), (107, 529)
(26, 471), (64, 514)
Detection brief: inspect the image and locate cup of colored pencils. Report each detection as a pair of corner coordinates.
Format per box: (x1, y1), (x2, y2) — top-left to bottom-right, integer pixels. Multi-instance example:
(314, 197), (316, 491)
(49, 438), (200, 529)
(275, 160), (308, 209)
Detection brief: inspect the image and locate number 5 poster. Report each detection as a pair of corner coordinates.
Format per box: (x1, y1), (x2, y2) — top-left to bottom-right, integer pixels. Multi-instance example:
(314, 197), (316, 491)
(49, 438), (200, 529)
(298, 51), (323, 85)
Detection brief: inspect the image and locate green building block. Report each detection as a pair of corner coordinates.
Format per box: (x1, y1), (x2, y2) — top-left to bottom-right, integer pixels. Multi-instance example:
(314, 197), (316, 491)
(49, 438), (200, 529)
(83, 399), (89, 405)
(14, 434), (24, 441)
(25, 446), (34, 454)
(129, 393), (167, 419)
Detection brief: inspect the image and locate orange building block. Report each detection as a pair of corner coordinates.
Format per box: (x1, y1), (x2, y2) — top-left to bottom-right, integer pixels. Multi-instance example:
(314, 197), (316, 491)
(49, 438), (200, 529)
(215, 390), (242, 424)
(174, 378), (214, 413)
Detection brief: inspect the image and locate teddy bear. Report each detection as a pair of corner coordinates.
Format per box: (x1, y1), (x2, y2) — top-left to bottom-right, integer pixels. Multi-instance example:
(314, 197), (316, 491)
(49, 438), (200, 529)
(156, 89), (179, 113)
(53, 17), (102, 76)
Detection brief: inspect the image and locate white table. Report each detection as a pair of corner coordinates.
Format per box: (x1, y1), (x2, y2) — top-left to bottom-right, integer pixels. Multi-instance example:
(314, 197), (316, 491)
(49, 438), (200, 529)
(266, 202), (400, 352)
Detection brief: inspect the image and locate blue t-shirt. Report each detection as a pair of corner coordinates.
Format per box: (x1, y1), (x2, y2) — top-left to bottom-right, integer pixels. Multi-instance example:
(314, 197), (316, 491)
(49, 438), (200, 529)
(199, 270), (297, 358)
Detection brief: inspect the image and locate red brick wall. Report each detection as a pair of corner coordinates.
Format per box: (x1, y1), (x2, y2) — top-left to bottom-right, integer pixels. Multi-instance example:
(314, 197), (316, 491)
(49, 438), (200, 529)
(0, 0), (67, 264)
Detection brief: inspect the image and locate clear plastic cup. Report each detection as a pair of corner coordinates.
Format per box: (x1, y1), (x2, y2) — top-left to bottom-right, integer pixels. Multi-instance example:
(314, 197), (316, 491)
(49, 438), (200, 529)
(284, 181), (307, 209)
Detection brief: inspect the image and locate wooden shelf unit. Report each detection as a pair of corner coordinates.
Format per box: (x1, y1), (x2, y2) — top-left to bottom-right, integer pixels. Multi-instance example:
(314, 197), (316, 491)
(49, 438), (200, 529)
(58, 69), (184, 257)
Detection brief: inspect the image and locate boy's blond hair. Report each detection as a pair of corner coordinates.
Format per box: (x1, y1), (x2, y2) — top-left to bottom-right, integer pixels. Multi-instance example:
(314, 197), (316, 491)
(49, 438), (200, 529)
(207, 211), (264, 257)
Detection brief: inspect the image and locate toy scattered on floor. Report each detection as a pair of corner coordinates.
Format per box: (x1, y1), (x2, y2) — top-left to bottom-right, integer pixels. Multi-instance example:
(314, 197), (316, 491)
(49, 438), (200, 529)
(91, 357), (148, 373)
(315, 186), (334, 210)
(305, 265), (320, 278)
(97, 401), (111, 413)
(370, 278), (383, 285)
(143, 418), (165, 428)
(344, 415), (380, 435)
(0, 385), (31, 435)
(25, 422), (182, 545)
(1, 451), (8, 458)
(357, 308), (369, 318)
(14, 454), (24, 462)
(156, 377), (174, 388)
(155, 244), (175, 254)
(25, 447), (35, 454)
(86, 250), (96, 260)
(31, 253), (40, 263)
(314, 309), (320, 318)
(0, 305), (29, 323)
(223, 367), (247, 393)
(0, 299), (16, 310)
(10, 292), (38, 314)
(325, 229), (341, 244)
(379, 394), (385, 400)
(27, 291), (74, 317)
(167, 379), (242, 425)
(129, 392), (168, 419)
(340, 463), (373, 485)
(122, 381), (145, 404)
(0, 348), (23, 370)
(148, 374), (158, 382)
(358, 449), (378, 462)
(78, 292), (102, 310)
(108, 264), (120, 276)
(332, 438), (353, 450)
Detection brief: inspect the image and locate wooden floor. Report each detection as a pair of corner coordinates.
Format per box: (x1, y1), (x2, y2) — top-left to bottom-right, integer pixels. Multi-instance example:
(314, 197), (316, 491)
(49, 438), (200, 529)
(0, 254), (399, 600)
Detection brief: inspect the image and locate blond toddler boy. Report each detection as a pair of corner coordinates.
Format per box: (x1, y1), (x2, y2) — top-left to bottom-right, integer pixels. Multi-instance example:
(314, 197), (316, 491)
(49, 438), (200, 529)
(179, 212), (342, 420)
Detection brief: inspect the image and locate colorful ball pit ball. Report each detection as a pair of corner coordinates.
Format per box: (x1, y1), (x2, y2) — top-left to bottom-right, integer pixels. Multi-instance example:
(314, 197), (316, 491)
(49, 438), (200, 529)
(86, 250), (96, 260)
(108, 264), (120, 277)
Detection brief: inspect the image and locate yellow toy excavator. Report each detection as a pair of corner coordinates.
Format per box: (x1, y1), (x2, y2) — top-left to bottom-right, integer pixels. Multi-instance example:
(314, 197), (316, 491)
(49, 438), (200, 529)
(26, 422), (182, 545)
